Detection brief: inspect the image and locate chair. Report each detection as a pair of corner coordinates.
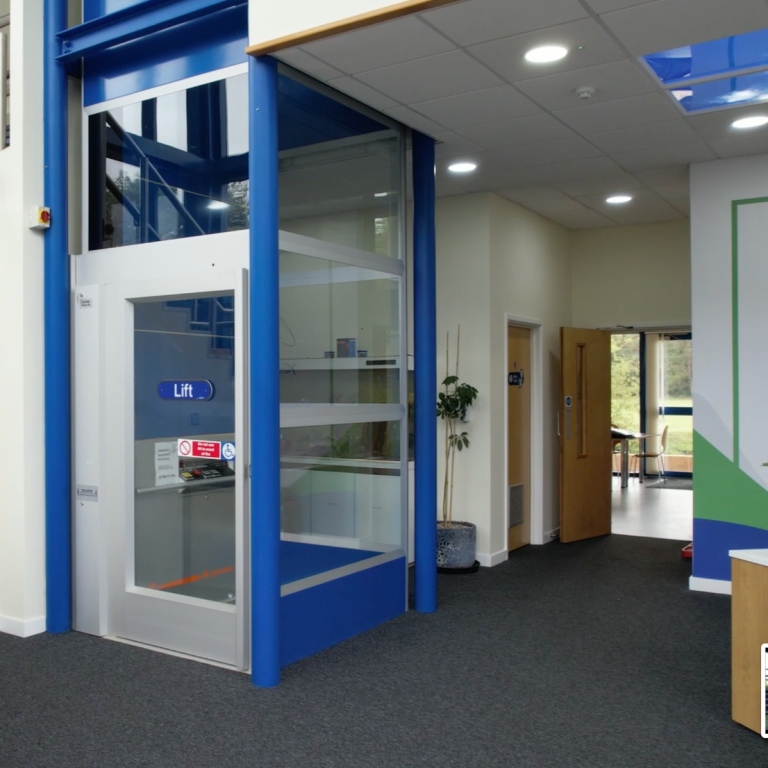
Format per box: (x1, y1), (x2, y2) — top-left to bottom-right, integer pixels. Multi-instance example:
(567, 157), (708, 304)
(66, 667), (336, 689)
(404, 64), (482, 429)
(630, 426), (668, 483)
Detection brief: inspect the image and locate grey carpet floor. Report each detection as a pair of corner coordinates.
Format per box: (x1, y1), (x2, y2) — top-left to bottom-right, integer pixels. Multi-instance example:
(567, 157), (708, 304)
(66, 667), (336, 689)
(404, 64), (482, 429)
(0, 536), (763, 768)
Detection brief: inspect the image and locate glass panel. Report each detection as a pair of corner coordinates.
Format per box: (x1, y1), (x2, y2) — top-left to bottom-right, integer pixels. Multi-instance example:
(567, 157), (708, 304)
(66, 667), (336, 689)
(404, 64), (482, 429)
(280, 421), (402, 587)
(611, 334), (641, 432)
(279, 250), (401, 404)
(661, 337), (693, 473)
(277, 76), (401, 258)
(89, 74), (249, 250)
(133, 294), (237, 604)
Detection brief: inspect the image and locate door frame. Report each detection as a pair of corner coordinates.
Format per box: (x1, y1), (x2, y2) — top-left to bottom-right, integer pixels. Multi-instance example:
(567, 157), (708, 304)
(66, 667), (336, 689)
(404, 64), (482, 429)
(504, 315), (545, 546)
(101, 269), (249, 670)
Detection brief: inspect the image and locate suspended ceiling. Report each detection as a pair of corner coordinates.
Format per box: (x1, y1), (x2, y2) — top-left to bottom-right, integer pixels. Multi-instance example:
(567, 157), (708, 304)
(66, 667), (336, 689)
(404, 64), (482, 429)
(274, 0), (768, 229)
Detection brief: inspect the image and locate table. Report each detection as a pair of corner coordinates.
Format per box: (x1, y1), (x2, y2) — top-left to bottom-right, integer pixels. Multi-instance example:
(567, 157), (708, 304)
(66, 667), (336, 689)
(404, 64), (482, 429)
(729, 549), (768, 734)
(611, 430), (658, 489)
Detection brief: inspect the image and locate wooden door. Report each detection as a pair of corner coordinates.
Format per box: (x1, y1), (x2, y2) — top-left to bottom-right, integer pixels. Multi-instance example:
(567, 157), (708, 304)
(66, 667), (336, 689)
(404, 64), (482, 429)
(559, 328), (611, 543)
(507, 326), (531, 552)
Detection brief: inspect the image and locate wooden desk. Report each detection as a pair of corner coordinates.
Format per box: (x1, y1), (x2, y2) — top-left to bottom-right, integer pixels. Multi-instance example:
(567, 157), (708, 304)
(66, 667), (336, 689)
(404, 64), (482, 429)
(611, 431), (658, 489)
(730, 549), (768, 734)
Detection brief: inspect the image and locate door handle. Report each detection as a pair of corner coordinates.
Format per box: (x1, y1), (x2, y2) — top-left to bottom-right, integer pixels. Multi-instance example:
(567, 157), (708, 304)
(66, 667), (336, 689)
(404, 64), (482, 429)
(557, 411), (561, 437)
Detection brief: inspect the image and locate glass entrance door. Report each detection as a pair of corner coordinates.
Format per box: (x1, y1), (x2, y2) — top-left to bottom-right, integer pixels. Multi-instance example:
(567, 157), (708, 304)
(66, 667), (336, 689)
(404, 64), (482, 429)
(104, 271), (247, 668)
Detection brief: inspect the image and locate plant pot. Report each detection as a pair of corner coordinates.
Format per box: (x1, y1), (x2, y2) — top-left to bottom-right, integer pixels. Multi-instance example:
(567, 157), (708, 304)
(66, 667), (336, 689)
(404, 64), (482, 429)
(436, 521), (478, 573)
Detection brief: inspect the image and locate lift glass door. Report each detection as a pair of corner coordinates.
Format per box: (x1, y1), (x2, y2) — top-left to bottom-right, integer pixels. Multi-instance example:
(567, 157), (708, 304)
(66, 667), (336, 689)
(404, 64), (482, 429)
(106, 271), (247, 669)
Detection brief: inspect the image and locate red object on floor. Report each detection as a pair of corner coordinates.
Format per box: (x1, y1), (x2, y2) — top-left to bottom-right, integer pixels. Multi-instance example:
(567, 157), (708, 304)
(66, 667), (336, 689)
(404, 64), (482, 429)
(681, 543), (692, 559)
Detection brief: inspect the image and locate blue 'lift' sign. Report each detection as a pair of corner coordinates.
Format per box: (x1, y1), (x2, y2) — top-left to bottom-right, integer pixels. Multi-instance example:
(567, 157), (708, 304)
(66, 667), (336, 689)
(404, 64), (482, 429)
(157, 380), (214, 401)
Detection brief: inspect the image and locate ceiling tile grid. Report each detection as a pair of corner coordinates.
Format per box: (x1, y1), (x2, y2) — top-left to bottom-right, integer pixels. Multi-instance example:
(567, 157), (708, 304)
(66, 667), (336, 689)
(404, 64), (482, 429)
(274, 0), (768, 229)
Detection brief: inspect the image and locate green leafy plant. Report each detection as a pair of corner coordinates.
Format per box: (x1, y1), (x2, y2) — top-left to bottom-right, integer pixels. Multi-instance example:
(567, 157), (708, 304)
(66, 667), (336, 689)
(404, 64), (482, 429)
(436, 327), (478, 528)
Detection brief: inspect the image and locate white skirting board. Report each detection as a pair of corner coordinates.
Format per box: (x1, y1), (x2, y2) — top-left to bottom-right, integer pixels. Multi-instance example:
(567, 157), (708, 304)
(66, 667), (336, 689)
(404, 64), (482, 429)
(689, 576), (732, 595)
(0, 614), (46, 638)
(477, 549), (508, 568)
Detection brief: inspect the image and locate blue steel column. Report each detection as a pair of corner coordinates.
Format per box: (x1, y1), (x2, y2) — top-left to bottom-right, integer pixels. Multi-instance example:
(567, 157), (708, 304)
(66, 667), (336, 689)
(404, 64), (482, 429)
(44, 0), (71, 632)
(412, 131), (437, 613)
(248, 55), (281, 686)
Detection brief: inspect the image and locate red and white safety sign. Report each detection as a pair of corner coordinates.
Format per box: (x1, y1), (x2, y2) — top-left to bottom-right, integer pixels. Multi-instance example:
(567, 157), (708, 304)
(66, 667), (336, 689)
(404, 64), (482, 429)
(177, 439), (221, 459)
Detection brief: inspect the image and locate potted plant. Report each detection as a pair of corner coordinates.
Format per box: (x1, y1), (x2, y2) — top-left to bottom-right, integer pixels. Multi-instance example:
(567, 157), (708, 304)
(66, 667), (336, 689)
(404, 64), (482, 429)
(436, 327), (479, 574)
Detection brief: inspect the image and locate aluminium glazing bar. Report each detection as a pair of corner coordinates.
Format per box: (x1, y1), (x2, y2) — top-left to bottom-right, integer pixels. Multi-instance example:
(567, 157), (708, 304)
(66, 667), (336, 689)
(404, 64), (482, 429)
(412, 131), (437, 614)
(44, 0), (71, 633)
(249, 55), (281, 688)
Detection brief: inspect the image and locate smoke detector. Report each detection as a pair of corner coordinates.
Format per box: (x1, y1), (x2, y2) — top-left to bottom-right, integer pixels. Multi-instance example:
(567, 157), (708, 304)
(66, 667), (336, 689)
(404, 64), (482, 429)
(575, 86), (596, 100)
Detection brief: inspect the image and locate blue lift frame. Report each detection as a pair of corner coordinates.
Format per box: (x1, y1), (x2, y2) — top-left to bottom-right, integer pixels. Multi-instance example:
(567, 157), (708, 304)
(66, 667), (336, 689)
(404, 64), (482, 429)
(412, 131), (437, 614)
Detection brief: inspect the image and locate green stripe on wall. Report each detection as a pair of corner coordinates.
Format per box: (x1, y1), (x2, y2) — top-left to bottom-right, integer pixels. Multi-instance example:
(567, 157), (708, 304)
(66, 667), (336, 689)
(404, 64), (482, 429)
(694, 430), (768, 532)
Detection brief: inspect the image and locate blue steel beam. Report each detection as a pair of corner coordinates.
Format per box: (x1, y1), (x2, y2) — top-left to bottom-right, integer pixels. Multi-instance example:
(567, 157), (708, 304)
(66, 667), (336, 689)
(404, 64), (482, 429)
(44, 0), (71, 633)
(57, 0), (247, 63)
(412, 131), (438, 614)
(248, 55), (281, 687)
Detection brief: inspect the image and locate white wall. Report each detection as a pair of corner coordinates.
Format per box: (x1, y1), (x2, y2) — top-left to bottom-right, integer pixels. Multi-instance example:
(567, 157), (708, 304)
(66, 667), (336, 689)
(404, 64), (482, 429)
(435, 194), (493, 555)
(571, 220), (691, 329)
(489, 194), (572, 547)
(0, 0), (46, 637)
(436, 192), (572, 562)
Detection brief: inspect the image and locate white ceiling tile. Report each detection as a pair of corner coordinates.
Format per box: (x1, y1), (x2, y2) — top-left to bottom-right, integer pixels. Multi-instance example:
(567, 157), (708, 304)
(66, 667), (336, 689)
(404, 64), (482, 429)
(585, 120), (701, 155)
(456, 113), (575, 149)
(421, 0), (588, 47)
(516, 60), (655, 112)
(632, 166), (690, 186)
(326, 77), (400, 111)
(551, 171), (645, 196)
(601, 0), (768, 57)
(708, 133), (768, 159)
(450, 167), (546, 192)
(494, 136), (602, 167)
(274, 49), (344, 81)
(543, 209), (616, 229)
(303, 17), (455, 74)
(575, 186), (666, 211)
(382, 106), (445, 136)
(554, 93), (682, 134)
(670, 198), (690, 215)
(433, 132), (484, 159)
(469, 19), (626, 83)
(612, 142), (717, 171)
(436, 180), (467, 198)
(652, 182), (690, 202)
(496, 185), (586, 213)
(584, 0), (656, 12)
(530, 156), (626, 182)
(685, 105), (768, 140)
(356, 50), (503, 104)
(599, 201), (685, 225)
(436, 152), (514, 182)
(409, 86), (541, 130)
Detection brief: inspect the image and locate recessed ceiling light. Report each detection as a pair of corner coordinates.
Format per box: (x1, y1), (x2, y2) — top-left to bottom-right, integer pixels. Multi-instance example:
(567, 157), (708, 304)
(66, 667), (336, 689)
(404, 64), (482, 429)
(606, 195), (633, 204)
(208, 200), (230, 210)
(374, 192), (389, 198)
(448, 162), (477, 173)
(732, 115), (768, 129)
(525, 45), (568, 64)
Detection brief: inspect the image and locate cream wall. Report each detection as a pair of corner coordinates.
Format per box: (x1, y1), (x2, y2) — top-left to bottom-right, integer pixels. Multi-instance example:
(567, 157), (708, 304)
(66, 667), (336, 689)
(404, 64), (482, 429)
(0, 0), (46, 637)
(489, 195), (572, 548)
(571, 220), (691, 329)
(436, 193), (572, 562)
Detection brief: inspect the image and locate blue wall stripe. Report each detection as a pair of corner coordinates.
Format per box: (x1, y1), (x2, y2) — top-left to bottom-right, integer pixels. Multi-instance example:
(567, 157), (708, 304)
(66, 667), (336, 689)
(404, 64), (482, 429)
(280, 557), (406, 668)
(248, 55), (281, 688)
(412, 131), (437, 613)
(692, 518), (768, 581)
(44, 0), (72, 633)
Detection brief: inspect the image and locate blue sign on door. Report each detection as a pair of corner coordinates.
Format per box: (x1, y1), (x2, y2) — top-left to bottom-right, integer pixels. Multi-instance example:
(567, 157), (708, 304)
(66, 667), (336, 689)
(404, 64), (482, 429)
(157, 380), (214, 401)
